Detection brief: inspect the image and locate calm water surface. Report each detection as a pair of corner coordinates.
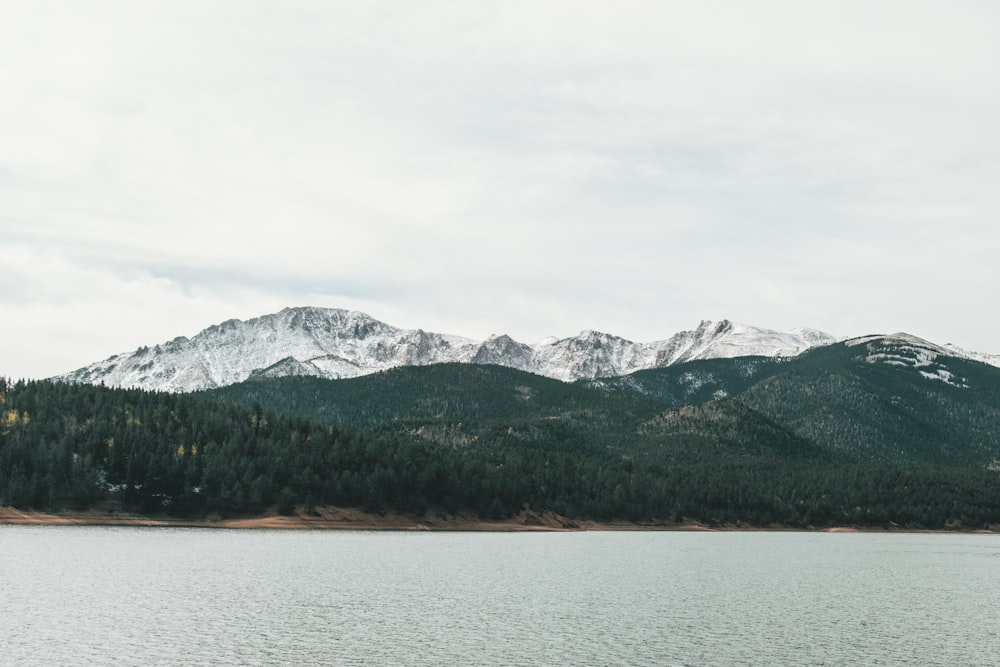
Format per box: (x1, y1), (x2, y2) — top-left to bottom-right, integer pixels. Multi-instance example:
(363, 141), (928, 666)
(1, 527), (998, 666)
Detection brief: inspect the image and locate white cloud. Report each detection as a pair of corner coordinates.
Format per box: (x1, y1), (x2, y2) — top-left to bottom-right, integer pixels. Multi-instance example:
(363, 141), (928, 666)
(0, 245), (292, 378)
(2, 1), (999, 378)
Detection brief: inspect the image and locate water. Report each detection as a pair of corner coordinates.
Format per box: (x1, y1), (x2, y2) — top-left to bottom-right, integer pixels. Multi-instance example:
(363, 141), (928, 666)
(1, 528), (998, 666)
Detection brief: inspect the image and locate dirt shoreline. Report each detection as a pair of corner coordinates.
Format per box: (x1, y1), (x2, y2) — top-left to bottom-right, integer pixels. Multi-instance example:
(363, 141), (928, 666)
(2, 505), (998, 533)
(0, 506), (673, 532)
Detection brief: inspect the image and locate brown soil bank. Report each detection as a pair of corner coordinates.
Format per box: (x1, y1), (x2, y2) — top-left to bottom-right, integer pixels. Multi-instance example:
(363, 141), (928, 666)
(1, 506), (997, 533)
(0, 505), (683, 531)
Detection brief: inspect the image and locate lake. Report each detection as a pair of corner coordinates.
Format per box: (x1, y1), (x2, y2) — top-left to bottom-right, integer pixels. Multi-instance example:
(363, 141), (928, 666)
(1, 527), (998, 666)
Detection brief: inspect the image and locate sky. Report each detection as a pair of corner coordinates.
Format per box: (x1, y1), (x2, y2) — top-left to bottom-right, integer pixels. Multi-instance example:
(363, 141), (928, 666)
(2, 1), (999, 380)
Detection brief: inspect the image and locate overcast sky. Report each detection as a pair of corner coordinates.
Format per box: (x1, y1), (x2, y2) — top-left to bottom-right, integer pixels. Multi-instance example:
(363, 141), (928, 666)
(2, 1), (998, 380)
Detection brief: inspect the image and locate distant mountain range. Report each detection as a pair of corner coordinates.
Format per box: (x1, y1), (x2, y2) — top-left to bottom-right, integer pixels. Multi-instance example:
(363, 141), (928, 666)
(52, 306), (998, 393)
(205, 331), (1000, 470)
(10, 309), (1000, 528)
(53, 306), (838, 391)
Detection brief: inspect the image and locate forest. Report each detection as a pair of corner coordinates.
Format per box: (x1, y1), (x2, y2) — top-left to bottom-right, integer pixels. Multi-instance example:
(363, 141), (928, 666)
(3, 374), (999, 529)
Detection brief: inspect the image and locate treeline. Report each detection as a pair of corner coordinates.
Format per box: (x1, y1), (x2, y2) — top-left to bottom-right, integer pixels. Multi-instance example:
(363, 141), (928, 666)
(208, 365), (663, 442)
(2, 378), (999, 528)
(0, 377), (670, 519)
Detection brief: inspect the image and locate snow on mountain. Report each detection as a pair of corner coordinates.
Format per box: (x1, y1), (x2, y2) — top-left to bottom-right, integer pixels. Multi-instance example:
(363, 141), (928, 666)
(56, 307), (480, 392)
(471, 335), (535, 372)
(847, 332), (1000, 374)
(53, 307), (840, 392)
(652, 320), (838, 366)
(846, 333), (971, 388)
(944, 343), (1000, 369)
(530, 330), (661, 382)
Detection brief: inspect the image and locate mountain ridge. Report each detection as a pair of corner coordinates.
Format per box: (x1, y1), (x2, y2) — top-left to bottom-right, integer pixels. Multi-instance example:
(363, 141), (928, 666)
(52, 306), (839, 391)
(203, 332), (1000, 470)
(52, 306), (998, 393)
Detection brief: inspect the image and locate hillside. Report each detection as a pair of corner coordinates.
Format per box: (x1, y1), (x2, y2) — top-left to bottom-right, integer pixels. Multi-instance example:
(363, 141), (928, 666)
(582, 356), (791, 407)
(209, 340), (1000, 471)
(207, 362), (857, 471)
(205, 364), (666, 460)
(735, 335), (1000, 467)
(0, 377), (675, 520)
(6, 333), (1000, 529)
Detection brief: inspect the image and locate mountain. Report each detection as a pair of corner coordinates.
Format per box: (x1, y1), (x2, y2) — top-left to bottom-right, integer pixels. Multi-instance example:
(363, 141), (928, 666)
(53, 306), (837, 391)
(733, 333), (1000, 467)
(584, 332), (1000, 469)
(944, 343), (1000, 369)
(8, 330), (1000, 529)
(206, 363), (667, 460)
(207, 336), (1000, 471)
(55, 308), (479, 392)
(204, 363), (837, 467)
(582, 356), (792, 407)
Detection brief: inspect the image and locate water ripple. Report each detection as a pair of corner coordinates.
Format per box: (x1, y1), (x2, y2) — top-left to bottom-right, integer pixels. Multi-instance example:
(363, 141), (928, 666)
(1, 528), (998, 666)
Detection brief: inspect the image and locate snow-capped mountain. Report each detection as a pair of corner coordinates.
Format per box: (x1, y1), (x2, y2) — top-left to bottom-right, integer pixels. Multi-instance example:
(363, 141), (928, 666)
(52, 307), (843, 392)
(846, 333), (972, 388)
(55, 308), (475, 392)
(524, 321), (839, 382)
(944, 343), (1000, 369)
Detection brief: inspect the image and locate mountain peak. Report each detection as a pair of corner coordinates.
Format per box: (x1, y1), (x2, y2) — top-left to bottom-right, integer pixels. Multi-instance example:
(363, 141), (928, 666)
(49, 308), (869, 391)
(844, 333), (971, 388)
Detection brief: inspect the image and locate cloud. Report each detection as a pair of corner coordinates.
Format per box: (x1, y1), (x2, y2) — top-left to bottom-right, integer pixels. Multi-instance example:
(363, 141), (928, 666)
(2, 1), (999, 378)
(0, 245), (283, 378)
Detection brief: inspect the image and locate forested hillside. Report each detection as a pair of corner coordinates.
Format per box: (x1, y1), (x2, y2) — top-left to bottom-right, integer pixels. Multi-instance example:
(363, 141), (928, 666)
(205, 364), (667, 461)
(735, 340), (1000, 467)
(4, 350), (1000, 530)
(582, 356), (790, 407)
(0, 377), (765, 521)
